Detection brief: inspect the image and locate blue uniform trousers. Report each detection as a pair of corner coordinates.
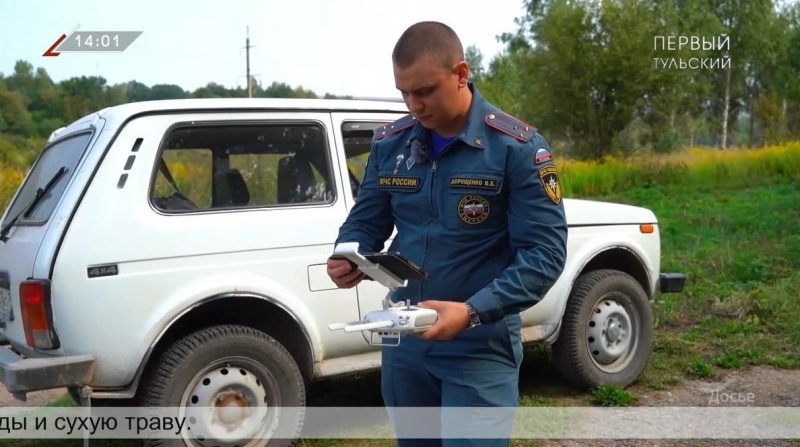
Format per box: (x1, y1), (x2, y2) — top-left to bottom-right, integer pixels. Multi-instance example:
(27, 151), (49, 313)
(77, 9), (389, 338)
(380, 320), (522, 447)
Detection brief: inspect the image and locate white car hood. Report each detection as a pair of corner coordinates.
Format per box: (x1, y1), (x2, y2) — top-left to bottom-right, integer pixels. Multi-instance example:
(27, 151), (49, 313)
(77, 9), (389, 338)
(563, 198), (657, 227)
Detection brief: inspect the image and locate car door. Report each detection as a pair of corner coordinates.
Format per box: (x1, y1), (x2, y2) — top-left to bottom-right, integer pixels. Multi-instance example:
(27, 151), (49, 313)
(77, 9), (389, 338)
(330, 112), (405, 324)
(51, 110), (364, 363)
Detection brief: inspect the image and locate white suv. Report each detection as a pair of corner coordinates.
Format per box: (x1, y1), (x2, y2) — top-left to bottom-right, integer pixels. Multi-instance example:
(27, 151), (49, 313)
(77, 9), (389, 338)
(0, 98), (684, 445)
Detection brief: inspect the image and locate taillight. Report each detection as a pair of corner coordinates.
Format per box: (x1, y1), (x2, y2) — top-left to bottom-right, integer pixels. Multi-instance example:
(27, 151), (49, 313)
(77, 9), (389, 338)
(19, 279), (55, 349)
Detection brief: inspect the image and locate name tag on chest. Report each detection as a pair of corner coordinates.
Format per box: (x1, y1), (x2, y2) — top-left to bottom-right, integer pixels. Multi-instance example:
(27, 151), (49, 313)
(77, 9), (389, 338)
(378, 176), (419, 189)
(449, 177), (499, 190)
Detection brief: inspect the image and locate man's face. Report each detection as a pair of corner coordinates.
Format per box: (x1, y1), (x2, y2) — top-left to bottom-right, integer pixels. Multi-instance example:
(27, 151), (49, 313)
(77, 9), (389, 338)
(394, 57), (467, 131)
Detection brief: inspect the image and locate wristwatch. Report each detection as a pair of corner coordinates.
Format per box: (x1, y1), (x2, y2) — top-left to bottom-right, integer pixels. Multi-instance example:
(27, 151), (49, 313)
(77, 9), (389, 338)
(466, 303), (481, 329)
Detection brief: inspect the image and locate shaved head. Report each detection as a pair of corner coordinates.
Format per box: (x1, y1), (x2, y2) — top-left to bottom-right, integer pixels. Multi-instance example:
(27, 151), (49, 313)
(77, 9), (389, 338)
(391, 21), (471, 137)
(392, 21), (465, 70)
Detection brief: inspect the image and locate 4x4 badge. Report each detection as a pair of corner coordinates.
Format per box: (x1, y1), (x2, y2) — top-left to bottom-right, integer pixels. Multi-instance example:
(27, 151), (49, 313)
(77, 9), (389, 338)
(87, 264), (119, 278)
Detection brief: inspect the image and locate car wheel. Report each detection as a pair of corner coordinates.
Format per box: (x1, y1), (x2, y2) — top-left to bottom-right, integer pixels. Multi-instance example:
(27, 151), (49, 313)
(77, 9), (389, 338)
(139, 324), (306, 447)
(551, 269), (654, 390)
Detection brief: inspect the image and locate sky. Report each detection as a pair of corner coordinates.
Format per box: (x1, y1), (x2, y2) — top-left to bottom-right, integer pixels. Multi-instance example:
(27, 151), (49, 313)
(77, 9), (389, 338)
(0, 0), (528, 99)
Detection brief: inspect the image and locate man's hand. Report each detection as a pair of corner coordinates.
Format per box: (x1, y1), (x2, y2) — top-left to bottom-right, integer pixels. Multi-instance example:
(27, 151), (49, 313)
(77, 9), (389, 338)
(416, 300), (470, 341)
(327, 258), (364, 289)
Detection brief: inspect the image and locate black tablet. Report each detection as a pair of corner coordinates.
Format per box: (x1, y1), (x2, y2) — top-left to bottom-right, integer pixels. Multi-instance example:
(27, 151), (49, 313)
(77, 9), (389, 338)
(362, 252), (429, 281)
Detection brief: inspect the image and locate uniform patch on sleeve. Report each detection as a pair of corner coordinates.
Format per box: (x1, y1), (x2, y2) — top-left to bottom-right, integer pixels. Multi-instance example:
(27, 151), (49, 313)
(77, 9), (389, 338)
(374, 114), (416, 141)
(534, 147), (553, 164)
(538, 165), (562, 205)
(485, 112), (537, 142)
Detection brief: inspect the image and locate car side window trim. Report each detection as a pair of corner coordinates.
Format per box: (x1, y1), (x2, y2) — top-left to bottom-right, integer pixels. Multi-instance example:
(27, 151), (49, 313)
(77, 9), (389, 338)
(147, 118), (339, 215)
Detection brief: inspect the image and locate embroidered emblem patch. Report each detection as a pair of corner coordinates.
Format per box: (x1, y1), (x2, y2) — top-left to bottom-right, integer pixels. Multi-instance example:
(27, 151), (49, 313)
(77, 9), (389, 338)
(457, 195), (490, 224)
(534, 147), (553, 164)
(538, 165), (562, 205)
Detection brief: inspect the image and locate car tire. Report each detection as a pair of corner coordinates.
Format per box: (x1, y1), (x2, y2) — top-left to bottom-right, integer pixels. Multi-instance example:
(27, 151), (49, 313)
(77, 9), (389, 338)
(138, 324), (306, 447)
(551, 269), (654, 390)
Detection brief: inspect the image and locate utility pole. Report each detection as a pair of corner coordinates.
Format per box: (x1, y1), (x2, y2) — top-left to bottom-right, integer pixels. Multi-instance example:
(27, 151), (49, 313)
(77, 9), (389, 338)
(245, 26), (254, 98)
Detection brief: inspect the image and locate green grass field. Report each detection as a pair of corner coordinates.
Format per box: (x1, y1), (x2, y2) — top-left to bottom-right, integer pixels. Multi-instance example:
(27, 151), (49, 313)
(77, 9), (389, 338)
(2, 176), (798, 447)
(0, 143), (798, 446)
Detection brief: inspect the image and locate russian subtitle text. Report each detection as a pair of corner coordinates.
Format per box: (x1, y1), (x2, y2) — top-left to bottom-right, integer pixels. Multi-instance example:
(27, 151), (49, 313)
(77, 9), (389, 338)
(0, 414), (186, 437)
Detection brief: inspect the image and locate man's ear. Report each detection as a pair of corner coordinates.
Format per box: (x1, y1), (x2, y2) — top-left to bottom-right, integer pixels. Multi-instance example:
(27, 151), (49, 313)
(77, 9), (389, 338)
(455, 60), (469, 88)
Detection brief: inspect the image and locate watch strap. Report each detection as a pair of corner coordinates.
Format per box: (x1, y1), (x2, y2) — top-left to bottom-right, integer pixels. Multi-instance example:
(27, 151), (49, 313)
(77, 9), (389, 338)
(466, 303), (481, 328)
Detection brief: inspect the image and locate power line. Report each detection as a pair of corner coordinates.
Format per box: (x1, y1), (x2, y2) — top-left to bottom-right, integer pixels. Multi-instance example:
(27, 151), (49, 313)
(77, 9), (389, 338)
(243, 26), (255, 97)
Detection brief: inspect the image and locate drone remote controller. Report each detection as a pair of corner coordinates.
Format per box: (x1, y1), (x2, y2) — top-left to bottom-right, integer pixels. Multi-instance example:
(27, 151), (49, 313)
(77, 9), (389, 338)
(329, 300), (438, 346)
(328, 243), (435, 346)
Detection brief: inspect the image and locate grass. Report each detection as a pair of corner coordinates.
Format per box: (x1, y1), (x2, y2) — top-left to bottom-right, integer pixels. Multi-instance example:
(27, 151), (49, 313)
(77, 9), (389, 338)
(557, 140), (800, 197)
(4, 140), (799, 216)
(0, 142), (799, 445)
(298, 178), (800, 446)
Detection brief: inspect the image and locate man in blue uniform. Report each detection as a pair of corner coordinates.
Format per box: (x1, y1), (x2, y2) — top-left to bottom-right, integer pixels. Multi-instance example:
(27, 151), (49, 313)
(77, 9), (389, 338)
(327, 21), (568, 447)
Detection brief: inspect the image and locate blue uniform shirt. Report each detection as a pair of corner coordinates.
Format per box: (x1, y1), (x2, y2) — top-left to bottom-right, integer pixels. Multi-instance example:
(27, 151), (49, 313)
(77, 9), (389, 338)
(335, 83), (568, 334)
(430, 132), (456, 160)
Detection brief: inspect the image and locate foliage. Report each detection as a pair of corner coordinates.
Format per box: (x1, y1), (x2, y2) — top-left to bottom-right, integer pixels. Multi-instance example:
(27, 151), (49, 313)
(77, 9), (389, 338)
(3, 139), (798, 215)
(0, 61), (353, 178)
(2, 1), (800, 166)
(475, 0), (800, 159)
(1, 5), (799, 443)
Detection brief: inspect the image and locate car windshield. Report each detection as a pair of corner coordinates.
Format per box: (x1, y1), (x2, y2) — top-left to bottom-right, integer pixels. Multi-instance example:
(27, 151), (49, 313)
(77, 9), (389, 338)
(1, 131), (93, 228)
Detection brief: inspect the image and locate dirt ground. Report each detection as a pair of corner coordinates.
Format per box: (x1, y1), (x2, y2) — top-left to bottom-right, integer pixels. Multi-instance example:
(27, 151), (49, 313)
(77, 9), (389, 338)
(0, 386), (66, 408)
(1, 353), (797, 446)
(533, 365), (800, 447)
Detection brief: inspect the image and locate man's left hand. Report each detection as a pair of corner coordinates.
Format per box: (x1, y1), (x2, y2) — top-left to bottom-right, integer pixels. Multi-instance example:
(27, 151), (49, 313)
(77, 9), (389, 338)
(415, 300), (470, 341)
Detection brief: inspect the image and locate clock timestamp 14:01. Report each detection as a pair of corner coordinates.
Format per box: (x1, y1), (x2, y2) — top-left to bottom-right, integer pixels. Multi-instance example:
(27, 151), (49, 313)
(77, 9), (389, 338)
(74, 32), (120, 48)
(55, 31), (143, 53)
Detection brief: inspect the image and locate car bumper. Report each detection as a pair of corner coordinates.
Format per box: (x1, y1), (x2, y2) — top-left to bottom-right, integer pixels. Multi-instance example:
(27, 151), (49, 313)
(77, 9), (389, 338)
(659, 273), (686, 294)
(0, 346), (95, 401)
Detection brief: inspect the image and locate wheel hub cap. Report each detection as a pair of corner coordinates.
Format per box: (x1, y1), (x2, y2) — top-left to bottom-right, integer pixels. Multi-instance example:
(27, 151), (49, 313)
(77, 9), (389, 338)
(184, 366), (270, 447)
(588, 299), (633, 367)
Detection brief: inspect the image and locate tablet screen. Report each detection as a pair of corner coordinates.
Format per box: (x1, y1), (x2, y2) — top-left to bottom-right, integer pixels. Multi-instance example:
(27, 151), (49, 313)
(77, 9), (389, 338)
(362, 252), (429, 281)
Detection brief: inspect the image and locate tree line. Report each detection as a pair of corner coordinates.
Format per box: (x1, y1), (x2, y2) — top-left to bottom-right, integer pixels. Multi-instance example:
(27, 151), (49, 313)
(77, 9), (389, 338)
(0, 62), (355, 169)
(470, 0), (800, 158)
(1, 0), (799, 169)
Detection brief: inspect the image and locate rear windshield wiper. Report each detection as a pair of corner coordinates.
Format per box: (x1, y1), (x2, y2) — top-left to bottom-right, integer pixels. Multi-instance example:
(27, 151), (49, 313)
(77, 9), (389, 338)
(0, 166), (67, 242)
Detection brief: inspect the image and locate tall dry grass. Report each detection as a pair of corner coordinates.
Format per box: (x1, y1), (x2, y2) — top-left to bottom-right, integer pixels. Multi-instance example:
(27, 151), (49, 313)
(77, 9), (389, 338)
(1, 142), (799, 213)
(0, 166), (25, 212)
(557, 141), (800, 197)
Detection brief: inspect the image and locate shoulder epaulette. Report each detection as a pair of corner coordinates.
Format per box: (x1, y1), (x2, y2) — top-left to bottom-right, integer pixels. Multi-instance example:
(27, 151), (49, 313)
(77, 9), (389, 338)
(485, 112), (537, 142)
(374, 114), (416, 141)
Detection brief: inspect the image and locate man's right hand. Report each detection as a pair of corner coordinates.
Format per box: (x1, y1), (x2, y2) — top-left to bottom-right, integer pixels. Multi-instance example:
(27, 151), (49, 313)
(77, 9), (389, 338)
(327, 258), (364, 289)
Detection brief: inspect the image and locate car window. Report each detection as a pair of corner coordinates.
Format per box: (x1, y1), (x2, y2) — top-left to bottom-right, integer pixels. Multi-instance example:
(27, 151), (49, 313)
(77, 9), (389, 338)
(150, 121), (335, 212)
(1, 131), (93, 226)
(340, 121), (390, 196)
